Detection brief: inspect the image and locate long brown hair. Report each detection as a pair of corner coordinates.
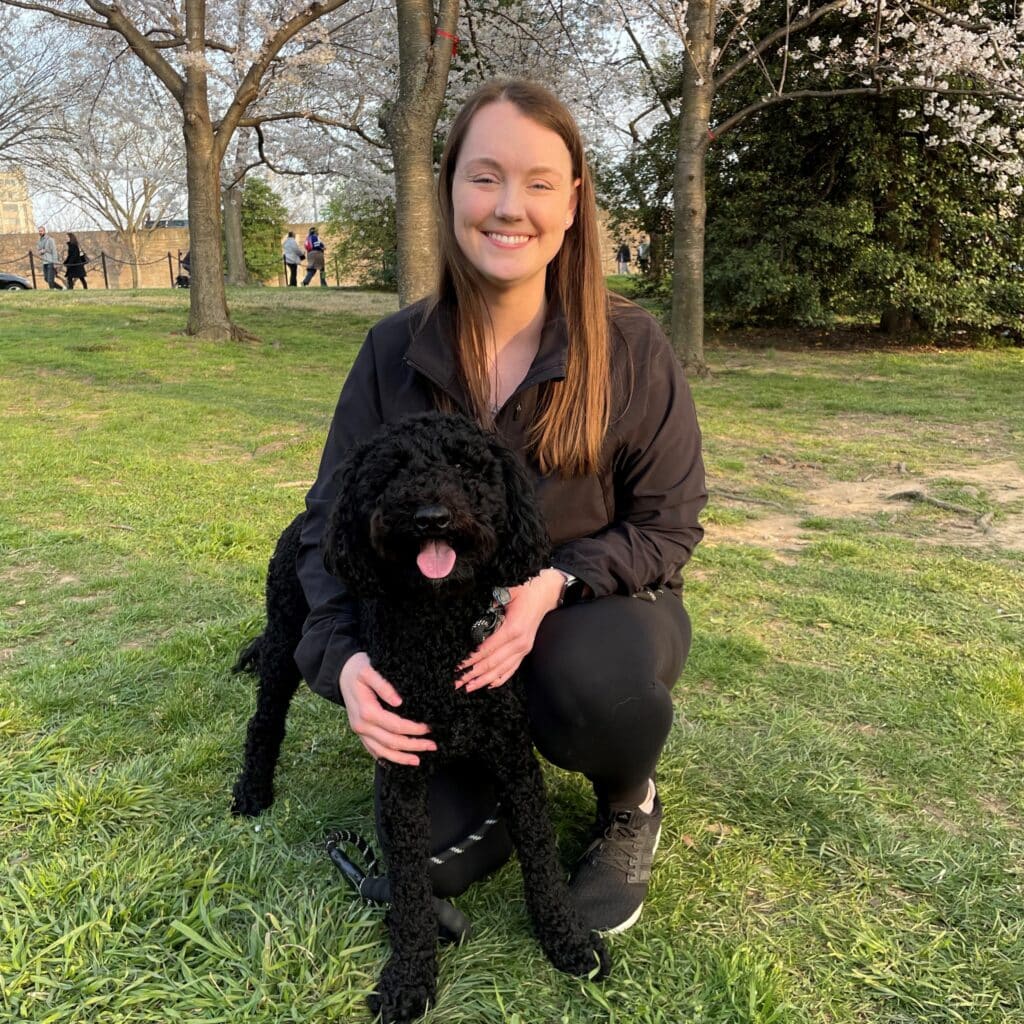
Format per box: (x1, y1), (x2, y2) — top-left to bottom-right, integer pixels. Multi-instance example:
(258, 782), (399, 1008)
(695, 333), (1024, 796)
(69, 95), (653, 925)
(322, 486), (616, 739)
(432, 79), (610, 478)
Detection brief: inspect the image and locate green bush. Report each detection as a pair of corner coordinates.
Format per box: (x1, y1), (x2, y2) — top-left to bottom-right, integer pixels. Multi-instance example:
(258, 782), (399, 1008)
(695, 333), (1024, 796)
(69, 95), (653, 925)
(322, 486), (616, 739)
(240, 178), (288, 282)
(325, 192), (397, 290)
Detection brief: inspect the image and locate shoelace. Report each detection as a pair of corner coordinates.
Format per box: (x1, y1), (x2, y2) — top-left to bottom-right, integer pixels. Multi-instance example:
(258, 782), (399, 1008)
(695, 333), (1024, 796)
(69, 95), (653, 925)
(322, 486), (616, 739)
(585, 810), (643, 873)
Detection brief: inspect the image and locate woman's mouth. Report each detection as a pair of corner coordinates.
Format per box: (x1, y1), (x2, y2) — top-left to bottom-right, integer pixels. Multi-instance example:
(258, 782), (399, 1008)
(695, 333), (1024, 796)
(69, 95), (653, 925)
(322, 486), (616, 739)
(484, 232), (533, 248)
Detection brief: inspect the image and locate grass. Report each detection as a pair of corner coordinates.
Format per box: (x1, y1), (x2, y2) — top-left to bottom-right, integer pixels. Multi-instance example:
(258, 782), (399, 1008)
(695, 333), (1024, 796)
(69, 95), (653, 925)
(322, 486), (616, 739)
(2, 287), (1023, 1023)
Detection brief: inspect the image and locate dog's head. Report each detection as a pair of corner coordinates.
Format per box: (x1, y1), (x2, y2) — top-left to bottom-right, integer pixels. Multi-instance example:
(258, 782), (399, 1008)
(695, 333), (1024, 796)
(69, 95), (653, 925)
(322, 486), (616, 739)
(323, 412), (549, 599)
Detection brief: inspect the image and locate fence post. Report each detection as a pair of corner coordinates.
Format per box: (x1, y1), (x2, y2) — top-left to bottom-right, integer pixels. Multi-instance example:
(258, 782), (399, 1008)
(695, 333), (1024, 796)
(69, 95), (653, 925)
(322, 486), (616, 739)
(101, 252), (109, 289)
(167, 252), (174, 287)
(28, 251), (37, 289)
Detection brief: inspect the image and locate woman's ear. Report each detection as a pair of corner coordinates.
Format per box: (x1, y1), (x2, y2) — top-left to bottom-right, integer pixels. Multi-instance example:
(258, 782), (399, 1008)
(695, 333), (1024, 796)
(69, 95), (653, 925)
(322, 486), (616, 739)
(488, 438), (550, 586)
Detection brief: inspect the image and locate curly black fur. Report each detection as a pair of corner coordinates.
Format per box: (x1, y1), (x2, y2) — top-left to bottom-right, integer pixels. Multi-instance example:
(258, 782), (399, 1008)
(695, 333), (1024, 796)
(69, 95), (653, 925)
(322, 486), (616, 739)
(231, 412), (609, 1022)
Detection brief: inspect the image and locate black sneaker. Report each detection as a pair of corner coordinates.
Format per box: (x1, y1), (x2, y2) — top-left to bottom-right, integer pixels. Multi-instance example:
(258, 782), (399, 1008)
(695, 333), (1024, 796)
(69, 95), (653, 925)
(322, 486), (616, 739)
(569, 792), (662, 934)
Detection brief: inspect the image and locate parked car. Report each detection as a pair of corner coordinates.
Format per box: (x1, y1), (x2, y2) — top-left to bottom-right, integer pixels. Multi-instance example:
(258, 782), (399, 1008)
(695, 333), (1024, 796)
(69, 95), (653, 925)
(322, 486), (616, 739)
(1, 272), (31, 290)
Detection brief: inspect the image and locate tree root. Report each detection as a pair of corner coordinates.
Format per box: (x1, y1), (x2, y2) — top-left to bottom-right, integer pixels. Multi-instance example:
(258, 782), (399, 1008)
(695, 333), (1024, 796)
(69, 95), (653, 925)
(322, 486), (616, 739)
(715, 489), (789, 511)
(887, 490), (992, 532)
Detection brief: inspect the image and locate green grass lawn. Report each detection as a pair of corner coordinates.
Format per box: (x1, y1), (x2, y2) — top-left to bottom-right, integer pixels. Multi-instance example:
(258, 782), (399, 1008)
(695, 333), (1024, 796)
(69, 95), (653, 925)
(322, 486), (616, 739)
(2, 288), (1023, 1023)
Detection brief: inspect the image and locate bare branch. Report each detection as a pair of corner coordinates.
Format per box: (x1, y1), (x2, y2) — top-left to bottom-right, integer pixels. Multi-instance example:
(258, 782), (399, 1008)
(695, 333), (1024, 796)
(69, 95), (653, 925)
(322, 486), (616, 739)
(215, 0), (355, 161)
(716, 0), (849, 91)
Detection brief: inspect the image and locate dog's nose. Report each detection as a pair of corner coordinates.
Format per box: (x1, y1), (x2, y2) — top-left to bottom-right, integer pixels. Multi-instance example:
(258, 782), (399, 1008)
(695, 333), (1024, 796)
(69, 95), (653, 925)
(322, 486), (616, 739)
(414, 505), (451, 532)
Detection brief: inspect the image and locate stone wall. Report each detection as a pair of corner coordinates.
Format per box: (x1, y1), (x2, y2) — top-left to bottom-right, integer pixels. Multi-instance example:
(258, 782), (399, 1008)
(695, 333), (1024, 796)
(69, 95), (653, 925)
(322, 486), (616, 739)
(0, 224), (347, 289)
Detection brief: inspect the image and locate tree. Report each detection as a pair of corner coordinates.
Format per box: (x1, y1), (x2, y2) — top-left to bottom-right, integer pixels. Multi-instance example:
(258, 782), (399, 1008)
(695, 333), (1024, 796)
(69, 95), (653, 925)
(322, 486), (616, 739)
(381, 0), (460, 303)
(0, 10), (66, 158)
(1, 0), (360, 339)
(325, 190), (398, 289)
(613, 0), (1024, 372)
(243, 0), (610, 305)
(26, 61), (186, 287)
(594, 118), (677, 286)
(240, 177), (288, 282)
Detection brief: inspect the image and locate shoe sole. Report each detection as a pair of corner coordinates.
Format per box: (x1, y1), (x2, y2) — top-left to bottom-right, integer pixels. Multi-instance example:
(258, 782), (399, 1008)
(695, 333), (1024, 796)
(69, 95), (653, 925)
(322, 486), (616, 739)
(599, 824), (662, 935)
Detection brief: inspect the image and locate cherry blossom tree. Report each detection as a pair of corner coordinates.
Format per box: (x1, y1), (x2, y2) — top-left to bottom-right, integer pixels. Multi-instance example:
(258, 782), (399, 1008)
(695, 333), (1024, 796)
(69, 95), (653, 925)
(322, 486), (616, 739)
(27, 61), (186, 287)
(242, 0), (609, 303)
(0, 0), (367, 339)
(612, 0), (1024, 372)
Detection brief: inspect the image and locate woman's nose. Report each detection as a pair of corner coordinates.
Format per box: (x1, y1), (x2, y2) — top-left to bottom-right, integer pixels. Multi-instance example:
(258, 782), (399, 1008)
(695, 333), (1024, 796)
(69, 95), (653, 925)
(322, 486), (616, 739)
(493, 185), (524, 221)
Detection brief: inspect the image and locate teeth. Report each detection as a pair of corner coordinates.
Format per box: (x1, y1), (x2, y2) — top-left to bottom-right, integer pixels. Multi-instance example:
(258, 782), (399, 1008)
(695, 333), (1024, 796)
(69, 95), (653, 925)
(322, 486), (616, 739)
(487, 233), (531, 245)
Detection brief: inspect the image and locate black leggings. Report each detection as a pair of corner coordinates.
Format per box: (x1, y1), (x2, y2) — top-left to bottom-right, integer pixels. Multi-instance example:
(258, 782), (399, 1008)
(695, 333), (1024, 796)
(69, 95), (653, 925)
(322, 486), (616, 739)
(374, 590), (692, 897)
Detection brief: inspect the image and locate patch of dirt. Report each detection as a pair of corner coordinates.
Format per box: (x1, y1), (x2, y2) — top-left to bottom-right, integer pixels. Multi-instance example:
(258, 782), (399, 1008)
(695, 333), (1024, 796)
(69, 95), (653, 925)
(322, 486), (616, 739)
(978, 794), (1023, 828)
(708, 460), (1024, 554)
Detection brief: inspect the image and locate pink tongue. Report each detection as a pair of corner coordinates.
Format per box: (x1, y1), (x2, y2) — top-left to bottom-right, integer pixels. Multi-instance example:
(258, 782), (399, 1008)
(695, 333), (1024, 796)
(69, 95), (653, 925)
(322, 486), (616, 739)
(417, 540), (457, 580)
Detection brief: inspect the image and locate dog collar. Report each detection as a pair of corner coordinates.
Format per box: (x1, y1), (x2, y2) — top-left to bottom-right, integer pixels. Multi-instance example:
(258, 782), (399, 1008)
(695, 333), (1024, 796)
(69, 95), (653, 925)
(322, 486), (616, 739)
(470, 586), (511, 645)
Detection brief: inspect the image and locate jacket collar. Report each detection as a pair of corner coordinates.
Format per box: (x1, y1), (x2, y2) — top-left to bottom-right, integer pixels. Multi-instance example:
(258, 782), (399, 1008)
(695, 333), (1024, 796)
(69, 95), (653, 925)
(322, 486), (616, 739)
(404, 296), (570, 410)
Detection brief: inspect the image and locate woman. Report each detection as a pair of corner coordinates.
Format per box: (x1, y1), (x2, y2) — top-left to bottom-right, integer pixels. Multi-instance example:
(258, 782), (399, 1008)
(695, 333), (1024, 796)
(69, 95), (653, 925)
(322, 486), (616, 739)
(64, 233), (88, 290)
(296, 80), (706, 934)
(301, 225), (327, 287)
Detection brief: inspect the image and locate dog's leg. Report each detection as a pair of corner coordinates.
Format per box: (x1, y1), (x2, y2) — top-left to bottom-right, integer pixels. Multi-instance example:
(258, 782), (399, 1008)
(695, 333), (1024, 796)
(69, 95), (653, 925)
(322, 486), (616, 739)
(494, 739), (610, 980)
(230, 643), (303, 817)
(367, 764), (439, 1024)
(231, 516), (308, 818)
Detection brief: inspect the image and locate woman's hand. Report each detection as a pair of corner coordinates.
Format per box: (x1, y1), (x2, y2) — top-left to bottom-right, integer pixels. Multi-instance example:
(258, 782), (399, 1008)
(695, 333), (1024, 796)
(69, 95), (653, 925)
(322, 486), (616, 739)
(456, 569), (565, 692)
(339, 652), (436, 766)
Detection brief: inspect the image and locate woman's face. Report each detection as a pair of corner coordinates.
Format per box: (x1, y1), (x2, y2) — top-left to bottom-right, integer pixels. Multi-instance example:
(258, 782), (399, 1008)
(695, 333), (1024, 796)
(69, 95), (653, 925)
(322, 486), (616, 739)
(452, 101), (579, 304)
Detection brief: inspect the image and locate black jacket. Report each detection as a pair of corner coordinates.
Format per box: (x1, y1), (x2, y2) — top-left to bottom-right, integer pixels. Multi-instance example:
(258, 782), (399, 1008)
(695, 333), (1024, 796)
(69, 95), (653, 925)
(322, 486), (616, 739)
(64, 242), (86, 275)
(296, 296), (707, 703)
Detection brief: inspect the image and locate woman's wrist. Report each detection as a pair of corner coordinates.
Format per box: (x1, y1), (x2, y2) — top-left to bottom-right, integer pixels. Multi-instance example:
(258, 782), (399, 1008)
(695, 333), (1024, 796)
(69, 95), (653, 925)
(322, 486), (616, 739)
(530, 567), (567, 612)
(548, 569), (589, 606)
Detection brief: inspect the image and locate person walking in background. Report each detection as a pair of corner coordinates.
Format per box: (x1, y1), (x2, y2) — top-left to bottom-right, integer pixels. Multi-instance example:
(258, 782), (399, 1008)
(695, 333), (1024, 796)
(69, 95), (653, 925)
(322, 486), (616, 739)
(64, 233), (88, 290)
(301, 225), (327, 287)
(37, 225), (60, 289)
(637, 239), (650, 276)
(615, 241), (631, 276)
(283, 231), (305, 287)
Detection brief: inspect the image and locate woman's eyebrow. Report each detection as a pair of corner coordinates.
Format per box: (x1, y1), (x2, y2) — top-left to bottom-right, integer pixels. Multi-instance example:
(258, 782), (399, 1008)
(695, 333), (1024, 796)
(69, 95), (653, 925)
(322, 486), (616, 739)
(463, 156), (564, 180)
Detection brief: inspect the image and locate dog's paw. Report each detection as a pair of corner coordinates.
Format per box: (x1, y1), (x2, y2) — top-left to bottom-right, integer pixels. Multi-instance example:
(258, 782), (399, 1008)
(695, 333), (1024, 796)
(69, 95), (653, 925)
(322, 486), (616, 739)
(229, 781), (272, 818)
(366, 983), (432, 1023)
(546, 931), (611, 981)
(366, 955), (437, 1023)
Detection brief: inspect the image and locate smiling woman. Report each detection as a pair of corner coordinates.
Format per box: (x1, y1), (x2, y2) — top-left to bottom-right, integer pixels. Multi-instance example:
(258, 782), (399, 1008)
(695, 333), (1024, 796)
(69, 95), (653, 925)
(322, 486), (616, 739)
(452, 103), (578, 305)
(291, 79), (708, 962)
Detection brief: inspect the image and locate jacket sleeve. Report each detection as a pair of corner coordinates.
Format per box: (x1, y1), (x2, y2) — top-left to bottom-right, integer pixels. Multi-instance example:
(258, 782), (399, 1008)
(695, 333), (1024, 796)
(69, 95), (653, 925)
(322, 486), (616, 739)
(294, 331), (384, 703)
(551, 320), (706, 596)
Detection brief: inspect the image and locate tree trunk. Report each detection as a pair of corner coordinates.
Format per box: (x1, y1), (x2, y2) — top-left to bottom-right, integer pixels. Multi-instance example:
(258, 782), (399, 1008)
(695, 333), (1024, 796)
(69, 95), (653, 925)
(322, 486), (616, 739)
(671, 0), (716, 376)
(180, 0), (232, 339)
(223, 182), (248, 285)
(389, 116), (440, 304)
(223, 140), (249, 285)
(386, 0), (459, 307)
(124, 229), (140, 288)
(183, 117), (232, 338)
(649, 229), (667, 282)
(875, 98), (914, 337)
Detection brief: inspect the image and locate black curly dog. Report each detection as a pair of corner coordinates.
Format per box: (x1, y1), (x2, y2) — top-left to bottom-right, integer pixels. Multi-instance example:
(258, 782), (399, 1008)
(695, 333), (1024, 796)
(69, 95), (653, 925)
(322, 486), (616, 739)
(231, 412), (609, 1022)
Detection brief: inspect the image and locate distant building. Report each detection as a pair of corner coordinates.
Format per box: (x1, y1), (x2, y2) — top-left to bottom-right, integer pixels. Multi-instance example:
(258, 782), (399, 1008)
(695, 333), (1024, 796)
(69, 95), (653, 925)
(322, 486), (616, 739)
(0, 169), (34, 233)
(144, 217), (189, 228)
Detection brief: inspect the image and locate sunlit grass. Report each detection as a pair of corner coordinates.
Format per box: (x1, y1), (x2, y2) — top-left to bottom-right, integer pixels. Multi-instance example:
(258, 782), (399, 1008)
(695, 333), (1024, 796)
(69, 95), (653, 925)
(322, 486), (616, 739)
(2, 289), (1022, 1022)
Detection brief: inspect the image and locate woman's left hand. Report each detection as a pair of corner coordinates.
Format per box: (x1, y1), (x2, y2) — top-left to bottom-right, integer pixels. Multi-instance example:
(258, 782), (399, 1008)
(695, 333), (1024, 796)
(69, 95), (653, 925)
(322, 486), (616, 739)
(456, 568), (565, 692)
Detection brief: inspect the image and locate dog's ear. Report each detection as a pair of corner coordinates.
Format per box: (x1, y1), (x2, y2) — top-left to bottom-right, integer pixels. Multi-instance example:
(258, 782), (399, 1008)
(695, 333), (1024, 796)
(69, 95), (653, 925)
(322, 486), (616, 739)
(488, 437), (550, 586)
(322, 442), (379, 596)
